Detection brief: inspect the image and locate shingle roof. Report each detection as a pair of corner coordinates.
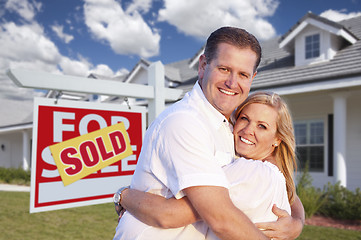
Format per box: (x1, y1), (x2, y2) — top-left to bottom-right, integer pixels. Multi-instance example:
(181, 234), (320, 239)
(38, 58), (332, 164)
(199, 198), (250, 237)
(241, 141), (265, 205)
(280, 12), (358, 44)
(0, 97), (34, 128)
(166, 58), (198, 83)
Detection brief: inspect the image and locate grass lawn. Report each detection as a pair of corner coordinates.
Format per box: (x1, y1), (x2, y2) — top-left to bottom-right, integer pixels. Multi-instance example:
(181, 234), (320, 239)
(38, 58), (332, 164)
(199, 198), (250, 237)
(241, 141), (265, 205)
(1, 191), (360, 240)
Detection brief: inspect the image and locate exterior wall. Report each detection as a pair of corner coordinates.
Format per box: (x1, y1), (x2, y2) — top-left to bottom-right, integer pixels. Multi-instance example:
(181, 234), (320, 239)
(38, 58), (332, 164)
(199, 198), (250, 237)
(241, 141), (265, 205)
(329, 33), (343, 59)
(0, 131), (24, 168)
(346, 90), (361, 191)
(286, 92), (334, 189)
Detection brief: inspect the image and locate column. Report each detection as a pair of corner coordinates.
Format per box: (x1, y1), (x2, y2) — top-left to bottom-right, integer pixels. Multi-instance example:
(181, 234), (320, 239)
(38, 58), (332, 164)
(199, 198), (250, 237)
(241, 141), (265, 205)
(22, 130), (30, 171)
(332, 93), (348, 187)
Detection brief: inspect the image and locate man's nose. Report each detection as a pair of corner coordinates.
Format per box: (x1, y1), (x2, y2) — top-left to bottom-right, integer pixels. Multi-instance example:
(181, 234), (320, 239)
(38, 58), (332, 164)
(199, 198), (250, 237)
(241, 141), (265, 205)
(225, 74), (238, 89)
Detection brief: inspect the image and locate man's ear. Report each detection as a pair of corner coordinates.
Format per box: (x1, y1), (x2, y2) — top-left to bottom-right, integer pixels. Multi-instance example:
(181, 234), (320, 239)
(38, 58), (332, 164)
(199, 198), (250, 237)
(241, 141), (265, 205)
(198, 54), (207, 80)
(251, 71), (257, 81)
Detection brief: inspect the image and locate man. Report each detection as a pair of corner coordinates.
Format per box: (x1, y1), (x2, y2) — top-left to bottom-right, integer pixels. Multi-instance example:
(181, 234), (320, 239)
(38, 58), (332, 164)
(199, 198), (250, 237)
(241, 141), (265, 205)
(114, 27), (304, 240)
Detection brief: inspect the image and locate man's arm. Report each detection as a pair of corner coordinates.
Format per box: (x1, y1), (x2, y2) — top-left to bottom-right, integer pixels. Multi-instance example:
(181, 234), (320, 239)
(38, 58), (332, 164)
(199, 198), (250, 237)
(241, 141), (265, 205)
(121, 188), (200, 228)
(255, 195), (305, 240)
(184, 186), (268, 240)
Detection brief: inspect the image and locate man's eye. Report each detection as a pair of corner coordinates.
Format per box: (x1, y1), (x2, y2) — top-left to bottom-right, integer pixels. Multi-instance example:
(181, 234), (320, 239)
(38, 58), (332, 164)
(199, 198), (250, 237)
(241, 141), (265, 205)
(239, 72), (249, 78)
(219, 67), (229, 72)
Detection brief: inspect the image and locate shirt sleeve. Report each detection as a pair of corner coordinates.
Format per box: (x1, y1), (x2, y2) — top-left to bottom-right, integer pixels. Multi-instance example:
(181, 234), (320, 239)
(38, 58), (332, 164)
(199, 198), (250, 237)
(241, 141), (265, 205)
(149, 111), (230, 199)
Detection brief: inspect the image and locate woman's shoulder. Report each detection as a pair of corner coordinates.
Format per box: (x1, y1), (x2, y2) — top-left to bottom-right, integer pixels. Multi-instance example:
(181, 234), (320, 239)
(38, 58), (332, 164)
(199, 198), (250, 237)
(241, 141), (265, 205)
(224, 157), (285, 185)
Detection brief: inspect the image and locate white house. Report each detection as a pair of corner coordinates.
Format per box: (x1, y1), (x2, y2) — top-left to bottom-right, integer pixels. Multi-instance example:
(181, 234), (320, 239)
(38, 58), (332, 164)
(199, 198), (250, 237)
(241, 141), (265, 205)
(1, 12), (360, 191)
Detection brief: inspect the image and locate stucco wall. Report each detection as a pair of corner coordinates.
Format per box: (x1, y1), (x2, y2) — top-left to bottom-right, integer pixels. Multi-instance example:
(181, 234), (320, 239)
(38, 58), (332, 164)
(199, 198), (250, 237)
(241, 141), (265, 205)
(0, 132), (24, 168)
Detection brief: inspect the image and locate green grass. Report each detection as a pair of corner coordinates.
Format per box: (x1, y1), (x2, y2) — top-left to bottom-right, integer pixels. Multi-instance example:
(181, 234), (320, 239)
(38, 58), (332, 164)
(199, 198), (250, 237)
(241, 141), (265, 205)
(1, 191), (360, 240)
(0, 191), (118, 240)
(298, 225), (361, 240)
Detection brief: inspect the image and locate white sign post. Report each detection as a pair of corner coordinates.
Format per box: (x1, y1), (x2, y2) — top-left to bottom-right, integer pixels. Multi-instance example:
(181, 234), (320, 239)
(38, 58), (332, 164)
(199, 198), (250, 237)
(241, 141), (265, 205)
(7, 61), (182, 213)
(7, 61), (182, 126)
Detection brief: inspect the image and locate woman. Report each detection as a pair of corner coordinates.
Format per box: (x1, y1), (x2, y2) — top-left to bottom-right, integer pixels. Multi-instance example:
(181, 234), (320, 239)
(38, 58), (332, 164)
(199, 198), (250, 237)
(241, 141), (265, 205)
(114, 91), (298, 239)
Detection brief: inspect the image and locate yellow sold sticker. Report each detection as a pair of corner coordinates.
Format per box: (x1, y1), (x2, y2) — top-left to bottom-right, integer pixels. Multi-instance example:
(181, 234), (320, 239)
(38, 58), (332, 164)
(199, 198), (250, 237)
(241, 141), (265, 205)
(49, 122), (133, 186)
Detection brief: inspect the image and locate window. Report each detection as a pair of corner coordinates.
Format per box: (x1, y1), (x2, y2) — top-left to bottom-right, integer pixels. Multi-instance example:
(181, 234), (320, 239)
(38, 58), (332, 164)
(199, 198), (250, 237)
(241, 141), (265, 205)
(305, 34), (320, 59)
(294, 120), (324, 172)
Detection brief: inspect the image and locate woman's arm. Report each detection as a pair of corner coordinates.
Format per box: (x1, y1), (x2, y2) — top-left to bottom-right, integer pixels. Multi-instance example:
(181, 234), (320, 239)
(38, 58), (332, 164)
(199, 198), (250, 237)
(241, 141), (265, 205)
(121, 188), (200, 228)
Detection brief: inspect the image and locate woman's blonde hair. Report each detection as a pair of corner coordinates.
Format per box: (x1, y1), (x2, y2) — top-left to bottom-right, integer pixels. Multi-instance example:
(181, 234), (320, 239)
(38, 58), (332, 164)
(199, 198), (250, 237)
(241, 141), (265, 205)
(233, 91), (297, 204)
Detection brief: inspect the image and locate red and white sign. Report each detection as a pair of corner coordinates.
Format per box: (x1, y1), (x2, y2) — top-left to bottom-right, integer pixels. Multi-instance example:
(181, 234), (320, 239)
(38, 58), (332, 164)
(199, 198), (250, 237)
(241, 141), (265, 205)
(30, 98), (146, 213)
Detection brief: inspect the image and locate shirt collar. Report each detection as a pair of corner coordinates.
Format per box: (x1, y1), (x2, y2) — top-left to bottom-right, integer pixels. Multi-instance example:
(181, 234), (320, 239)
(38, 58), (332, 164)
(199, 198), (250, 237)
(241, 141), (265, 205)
(192, 81), (229, 129)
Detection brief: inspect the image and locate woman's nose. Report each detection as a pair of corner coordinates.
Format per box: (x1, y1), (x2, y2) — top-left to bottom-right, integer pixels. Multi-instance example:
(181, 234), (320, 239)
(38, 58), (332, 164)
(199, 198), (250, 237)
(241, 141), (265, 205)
(242, 124), (254, 136)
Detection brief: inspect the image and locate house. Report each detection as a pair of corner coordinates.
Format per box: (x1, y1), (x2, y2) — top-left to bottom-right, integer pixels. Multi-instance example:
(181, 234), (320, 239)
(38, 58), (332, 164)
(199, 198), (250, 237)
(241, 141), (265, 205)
(1, 12), (360, 191)
(253, 12), (361, 191)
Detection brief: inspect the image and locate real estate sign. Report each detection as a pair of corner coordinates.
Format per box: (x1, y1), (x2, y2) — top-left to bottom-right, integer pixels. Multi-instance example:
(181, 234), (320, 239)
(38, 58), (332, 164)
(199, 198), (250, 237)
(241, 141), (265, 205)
(30, 98), (146, 213)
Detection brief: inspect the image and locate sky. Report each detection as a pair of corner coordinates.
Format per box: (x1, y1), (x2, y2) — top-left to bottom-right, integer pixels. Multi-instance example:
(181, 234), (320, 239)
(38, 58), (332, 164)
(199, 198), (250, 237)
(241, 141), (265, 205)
(1, 0), (361, 100)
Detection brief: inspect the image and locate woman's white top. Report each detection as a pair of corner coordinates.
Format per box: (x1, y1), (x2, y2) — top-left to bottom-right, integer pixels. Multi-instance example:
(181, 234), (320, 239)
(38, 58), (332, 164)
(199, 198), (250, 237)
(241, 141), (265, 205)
(206, 157), (291, 240)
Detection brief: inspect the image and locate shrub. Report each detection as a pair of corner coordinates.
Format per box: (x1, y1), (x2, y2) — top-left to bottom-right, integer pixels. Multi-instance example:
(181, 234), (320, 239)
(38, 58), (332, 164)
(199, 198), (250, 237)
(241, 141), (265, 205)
(0, 167), (31, 185)
(296, 163), (327, 219)
(319, 182), (361, 220)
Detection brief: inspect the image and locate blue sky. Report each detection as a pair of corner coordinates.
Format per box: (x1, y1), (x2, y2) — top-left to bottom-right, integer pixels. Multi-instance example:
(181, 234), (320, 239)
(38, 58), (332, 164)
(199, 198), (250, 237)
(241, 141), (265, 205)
(1, 0), (361, 98)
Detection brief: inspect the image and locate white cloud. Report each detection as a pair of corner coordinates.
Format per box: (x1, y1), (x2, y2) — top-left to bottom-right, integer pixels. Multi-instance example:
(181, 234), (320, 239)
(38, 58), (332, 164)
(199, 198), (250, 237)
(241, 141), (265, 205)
(320, 9), (361, 22)
(125, 0), (153, 14)
(0, 21), (62, 71)
(51, 24), (74, 44)
(0, 20), (116, 100)
(158, 0), (279, 41)
(5, 0), (42, 22)
(83, 0), (160, 58)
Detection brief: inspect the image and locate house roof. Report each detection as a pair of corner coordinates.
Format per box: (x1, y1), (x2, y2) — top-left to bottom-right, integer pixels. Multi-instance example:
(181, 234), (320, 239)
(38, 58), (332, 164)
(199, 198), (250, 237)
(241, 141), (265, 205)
(252, 14), (361, 90)
(0, 97), (34, 129)
(279, 12), (358, 50)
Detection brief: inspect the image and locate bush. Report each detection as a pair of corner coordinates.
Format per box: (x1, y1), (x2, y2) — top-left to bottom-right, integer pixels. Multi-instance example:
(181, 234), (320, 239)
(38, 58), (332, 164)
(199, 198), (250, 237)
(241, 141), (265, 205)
(319, 182), (361, 220)
(0, 167), (31, 185)
(296, 164), (327, 219)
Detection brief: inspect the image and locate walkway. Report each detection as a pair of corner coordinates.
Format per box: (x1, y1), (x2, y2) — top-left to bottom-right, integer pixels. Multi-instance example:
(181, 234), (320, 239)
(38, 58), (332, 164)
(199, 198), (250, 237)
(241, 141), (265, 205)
(0, 184), (30, 192)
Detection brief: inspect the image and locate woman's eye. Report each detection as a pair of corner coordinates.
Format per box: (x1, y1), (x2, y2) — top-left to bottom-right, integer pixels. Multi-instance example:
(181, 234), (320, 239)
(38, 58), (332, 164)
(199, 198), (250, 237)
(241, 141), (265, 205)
(259, 124), (267, 129)
(240, 116), (248, 121)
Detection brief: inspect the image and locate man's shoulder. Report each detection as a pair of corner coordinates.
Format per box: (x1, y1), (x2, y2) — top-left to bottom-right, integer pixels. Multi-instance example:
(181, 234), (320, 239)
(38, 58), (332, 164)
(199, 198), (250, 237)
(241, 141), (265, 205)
(159, 99), (209, 125)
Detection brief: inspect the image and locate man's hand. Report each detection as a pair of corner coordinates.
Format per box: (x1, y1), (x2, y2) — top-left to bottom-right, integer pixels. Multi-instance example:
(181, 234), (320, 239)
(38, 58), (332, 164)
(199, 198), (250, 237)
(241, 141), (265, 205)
(255, 205), (303, 240)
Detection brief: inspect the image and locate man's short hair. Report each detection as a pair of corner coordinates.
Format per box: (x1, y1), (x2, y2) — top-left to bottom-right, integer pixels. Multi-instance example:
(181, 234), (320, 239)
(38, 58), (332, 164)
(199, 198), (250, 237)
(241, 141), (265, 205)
(204, 27), (262, 72)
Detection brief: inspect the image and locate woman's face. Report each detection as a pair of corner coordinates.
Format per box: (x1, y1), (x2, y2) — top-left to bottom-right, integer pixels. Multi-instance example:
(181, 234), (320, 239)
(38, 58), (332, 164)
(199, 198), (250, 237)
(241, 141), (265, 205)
(233, 103), (281, 160)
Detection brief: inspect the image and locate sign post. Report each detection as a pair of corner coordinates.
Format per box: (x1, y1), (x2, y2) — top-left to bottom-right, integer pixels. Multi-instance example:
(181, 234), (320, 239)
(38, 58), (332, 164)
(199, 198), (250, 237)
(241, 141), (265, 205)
(7, 61), (182, 213)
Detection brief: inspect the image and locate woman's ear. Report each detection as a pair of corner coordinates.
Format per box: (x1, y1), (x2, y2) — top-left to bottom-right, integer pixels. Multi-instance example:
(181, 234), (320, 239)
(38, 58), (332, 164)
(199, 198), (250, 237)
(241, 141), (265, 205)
(274, 139), (282, 147)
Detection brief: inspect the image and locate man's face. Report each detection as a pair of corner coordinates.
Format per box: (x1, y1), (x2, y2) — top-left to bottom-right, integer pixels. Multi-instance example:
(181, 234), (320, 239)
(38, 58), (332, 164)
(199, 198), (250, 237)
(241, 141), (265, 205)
(198, 43), (257, 120)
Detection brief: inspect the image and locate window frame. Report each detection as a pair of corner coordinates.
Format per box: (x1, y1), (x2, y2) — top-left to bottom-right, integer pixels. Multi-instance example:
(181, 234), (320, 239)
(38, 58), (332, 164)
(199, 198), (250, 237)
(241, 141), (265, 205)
(294, 119), (327, 172)
(305, 33), (321, 60)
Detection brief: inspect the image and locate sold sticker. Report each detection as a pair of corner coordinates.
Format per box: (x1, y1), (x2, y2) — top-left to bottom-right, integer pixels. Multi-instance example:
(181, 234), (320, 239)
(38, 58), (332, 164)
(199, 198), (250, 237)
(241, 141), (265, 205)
(49, 122), (133, 186)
